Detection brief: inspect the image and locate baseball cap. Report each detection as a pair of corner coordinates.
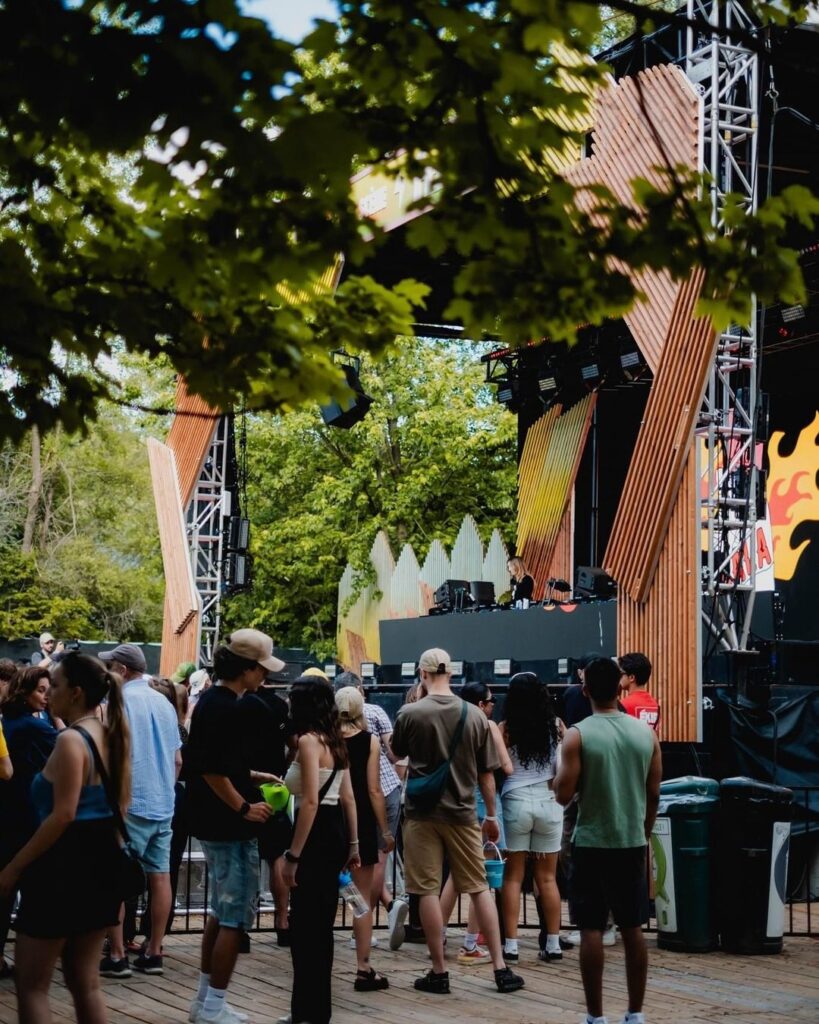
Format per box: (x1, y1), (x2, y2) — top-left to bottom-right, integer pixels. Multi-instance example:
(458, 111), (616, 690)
(188, 668), (209, 696)
(171, 661), (197, 683)
(302, 666), (329, 683)
(39, 632), (55, 645)
(335, 685), (364, 722)
(99, 643), (147, 673)
(226, 628), (285, 672)
(418, 648), (452, 675)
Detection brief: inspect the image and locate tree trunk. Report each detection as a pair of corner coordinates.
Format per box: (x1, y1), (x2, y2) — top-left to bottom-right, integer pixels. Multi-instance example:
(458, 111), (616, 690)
(22, 425), (42, 553)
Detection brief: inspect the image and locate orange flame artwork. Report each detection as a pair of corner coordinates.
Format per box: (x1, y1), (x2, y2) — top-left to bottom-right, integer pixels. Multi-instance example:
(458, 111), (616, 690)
(766, 412), (819, 582)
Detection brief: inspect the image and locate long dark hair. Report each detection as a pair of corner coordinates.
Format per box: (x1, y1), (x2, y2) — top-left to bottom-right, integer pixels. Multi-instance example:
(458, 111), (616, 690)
(62, 653), (132, 811)
(288, 681), (348, 769)
(0, 665), (51, 716)
(461, 681), (490, 706)
(504, 672), (560, 769)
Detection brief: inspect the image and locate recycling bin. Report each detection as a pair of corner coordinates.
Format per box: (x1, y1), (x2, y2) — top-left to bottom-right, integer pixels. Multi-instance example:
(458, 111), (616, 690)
(717, 777), (793, 954)
(651, 794), (720, 952)
(660, 775), (720, 797)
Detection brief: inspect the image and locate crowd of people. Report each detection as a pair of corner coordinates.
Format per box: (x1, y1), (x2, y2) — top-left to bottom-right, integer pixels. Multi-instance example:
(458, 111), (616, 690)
(0, 630), (662, 1024)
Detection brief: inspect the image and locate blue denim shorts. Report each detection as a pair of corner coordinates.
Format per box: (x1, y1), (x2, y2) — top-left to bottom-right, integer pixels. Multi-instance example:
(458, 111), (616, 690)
(200, 839), (260, 930)
(126, 813), (173, 874)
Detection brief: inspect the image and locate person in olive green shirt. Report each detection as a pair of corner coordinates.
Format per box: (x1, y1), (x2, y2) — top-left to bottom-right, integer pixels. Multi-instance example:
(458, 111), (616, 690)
(555, 657), (662, 1024)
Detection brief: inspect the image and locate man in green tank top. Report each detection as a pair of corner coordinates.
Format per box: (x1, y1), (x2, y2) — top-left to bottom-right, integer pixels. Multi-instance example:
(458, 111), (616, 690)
(555, 658), (662, 1024)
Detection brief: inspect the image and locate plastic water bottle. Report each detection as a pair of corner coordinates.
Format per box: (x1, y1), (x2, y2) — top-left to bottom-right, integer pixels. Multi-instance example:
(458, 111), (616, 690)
(338, 871), (369, 917)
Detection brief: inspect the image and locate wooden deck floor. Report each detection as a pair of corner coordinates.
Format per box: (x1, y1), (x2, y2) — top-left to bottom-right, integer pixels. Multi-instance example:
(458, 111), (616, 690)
(2, 928), (818, 1024)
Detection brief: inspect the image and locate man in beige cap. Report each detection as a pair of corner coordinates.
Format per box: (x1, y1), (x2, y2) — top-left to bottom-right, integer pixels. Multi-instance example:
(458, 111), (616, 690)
(185, 629), (285, 1024)
(391, 648), (524, 997)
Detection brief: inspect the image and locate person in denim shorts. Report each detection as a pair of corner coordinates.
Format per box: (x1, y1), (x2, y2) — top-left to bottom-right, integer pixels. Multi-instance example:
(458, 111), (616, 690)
(499, 672), (565, 964)
(185, 630), (284, 1024)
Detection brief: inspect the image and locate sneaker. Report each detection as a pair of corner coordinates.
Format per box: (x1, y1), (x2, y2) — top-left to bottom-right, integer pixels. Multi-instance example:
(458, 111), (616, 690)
(190, 1003), (248, 1024)
(456, 945), (491, 966)
(620, 1015), (645, 1024)
(99, 956), (131, 979)
(387, 898), (409, 950)
(414, 969), (450, 994)
(494, 967), (525, 993)
(199, 1005), (250, 1024)
(133, 953), (163, 975)
(602, 927), (617, 946)
(538, 948), (563, 962)
(563, 930), (581, 946)
(348, 936), (379, 948)
(502, 949), (519, 964)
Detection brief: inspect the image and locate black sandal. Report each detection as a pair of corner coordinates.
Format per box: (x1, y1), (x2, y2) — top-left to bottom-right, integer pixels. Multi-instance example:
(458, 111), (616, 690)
(354, 968), (389, 991)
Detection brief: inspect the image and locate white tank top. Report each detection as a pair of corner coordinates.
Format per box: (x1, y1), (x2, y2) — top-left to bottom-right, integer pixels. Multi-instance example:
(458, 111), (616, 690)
(502, 745), (558, 796)
(284, 762), (343, 806)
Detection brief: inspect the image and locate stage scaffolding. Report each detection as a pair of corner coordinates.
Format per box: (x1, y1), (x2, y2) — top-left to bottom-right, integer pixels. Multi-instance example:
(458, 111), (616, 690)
(687, 0), (762, 651)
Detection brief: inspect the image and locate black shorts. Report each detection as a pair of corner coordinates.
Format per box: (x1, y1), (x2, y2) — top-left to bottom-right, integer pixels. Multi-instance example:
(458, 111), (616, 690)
(571, 845), (649, 931)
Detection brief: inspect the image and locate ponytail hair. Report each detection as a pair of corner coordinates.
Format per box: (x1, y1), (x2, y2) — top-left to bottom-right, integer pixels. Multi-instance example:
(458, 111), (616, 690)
(61, 653), (132, 811)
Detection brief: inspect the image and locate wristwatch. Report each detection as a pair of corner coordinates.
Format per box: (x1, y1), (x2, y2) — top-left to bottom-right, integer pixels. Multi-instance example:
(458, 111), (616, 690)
(284, 849), (300, 864)
(238, 801), (251, 817)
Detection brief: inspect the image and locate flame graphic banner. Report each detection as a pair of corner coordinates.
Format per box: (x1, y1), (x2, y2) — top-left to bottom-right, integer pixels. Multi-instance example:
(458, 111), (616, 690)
(767, 411), (819, 582)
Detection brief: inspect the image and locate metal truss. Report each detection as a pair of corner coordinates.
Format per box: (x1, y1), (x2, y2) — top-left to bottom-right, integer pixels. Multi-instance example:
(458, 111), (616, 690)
(187, 415), (231, 666)
(687, 0), (761, 651)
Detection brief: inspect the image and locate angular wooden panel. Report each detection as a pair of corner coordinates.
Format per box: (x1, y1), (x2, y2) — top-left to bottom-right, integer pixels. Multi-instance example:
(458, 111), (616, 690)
(617, 447), (699, 741)
(147, 439), (201, 677)
(547, 494), (575, 594)
(450, 514), (484, 582)
(565, 65), (700, 373)
(517, 396), (595, 600)
(483, 529), (511, 605)
(165, 377), (219, 509)
(419, 539), (451, 613)
(391, 544), (423, 619)
(604, 270), (716, 602)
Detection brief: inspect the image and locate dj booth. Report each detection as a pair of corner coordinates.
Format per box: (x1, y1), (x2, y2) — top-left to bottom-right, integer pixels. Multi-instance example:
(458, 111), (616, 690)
(378, 600), (617, 681)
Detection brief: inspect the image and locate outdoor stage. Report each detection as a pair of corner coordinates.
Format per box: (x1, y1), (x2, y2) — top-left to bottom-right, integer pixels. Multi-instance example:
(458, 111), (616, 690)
(2, 927), (816, 1024)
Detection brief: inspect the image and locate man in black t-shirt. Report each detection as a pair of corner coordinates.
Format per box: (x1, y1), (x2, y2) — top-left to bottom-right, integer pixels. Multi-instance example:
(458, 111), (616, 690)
(240, 683), (296, 944)
(185, 629), (284, 1024)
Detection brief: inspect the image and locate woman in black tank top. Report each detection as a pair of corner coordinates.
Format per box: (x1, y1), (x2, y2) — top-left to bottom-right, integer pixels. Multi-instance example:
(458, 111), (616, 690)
(336, 686), (395, 992)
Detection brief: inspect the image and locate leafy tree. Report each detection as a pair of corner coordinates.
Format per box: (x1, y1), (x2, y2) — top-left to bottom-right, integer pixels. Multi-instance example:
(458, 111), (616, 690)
(223, 338), (517, 655)
(1, 0), (816, 440)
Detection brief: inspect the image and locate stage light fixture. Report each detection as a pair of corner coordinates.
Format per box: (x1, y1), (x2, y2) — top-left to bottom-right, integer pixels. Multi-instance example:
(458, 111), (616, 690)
(580, 362), (600, 384)
(494, 658), (512, 676)
(401, 661), (416, 678)
(450, 660), (464, 677)
(538, 374), (557, 393)
(360, 662), (376, 679)
(781, 304), (805, 323)
(323, 664), (337, 679)
(558, 658), (569, 676)
(497, 385), (515, 404)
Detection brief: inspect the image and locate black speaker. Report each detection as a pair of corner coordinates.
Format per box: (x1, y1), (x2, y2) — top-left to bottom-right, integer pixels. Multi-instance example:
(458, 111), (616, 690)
(575, 566), (616, 599)
(226, 516), (249, 552)
(320, 363), (374, 429)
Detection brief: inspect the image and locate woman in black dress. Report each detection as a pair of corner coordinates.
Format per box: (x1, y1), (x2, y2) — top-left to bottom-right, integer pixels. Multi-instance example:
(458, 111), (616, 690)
(507, 556), (535, 604)
(335, 685), (394, 991)
(0, 653), (130, 1024)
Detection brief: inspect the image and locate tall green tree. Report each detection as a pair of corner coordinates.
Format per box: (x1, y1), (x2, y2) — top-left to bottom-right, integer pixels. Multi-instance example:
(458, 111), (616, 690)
(1, 1), (816, 440)
(223, 339), (517, 655)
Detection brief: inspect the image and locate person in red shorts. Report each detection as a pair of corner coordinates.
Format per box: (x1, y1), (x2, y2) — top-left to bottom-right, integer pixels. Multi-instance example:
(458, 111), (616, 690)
(618, 653), (660, 735)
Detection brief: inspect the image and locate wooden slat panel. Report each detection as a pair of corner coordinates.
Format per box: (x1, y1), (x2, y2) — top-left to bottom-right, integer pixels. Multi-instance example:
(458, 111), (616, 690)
(564, 64), (700, 372)
(604, 269), (716, 602)
(165, 377), (219, 509)
(547, 493), (574, 591)
(147, 438), (200, 635)
(517, 396), (595, 600)
(158, 594), (201, 677)
(617, 446), (699, 741)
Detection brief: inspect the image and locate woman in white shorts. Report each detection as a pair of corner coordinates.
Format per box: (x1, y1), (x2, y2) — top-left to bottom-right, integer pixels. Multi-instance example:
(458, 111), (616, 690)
(500, 672), (564, 964)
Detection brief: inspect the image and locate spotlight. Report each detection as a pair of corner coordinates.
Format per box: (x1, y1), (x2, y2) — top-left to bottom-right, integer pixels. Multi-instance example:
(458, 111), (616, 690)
(538, 374), (557, 393)
(360, 662), (377, 679)
(494, 658), (512, 676)
(781, 304), (805, 323)
(401, 661), (416, 678)
(580, 362), (600, 384)
(323, 664), (337, 679)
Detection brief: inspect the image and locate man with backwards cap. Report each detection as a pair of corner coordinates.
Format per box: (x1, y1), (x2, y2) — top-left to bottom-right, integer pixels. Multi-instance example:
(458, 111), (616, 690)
(97, 642), (181, 979)
(185, 629), (285, 1024)
(391, 648), (524, 997)
(30, 632), (62, 667)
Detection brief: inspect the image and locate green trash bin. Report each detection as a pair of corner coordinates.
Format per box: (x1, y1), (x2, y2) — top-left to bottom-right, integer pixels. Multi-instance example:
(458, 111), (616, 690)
(660, 775), (720, 797)
(651, 794), (720, 952)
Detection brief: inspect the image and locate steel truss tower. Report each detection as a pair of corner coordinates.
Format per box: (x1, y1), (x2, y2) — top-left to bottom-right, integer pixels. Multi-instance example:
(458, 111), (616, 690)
(686, 0), (762, 651)
(187, 415), (231, 666)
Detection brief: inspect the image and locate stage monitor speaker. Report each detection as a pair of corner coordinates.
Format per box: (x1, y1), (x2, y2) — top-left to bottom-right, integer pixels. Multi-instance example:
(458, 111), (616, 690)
(575, 566), (616, 599)
(434, 579), (471, 611)
(226, 516), (250, 551)
(320, 363), (374, 429)
(469, 581), (495, 607)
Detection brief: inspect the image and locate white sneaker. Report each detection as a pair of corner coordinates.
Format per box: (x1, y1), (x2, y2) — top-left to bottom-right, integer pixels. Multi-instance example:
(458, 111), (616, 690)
(602, 927), (617, 946)
(387, 898), (409, 951)
(563, 930), (581, 946)
(347, 936), (378, 948)
(198, 1004), (250, 1024)
(619, 1014), (645, 1024)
